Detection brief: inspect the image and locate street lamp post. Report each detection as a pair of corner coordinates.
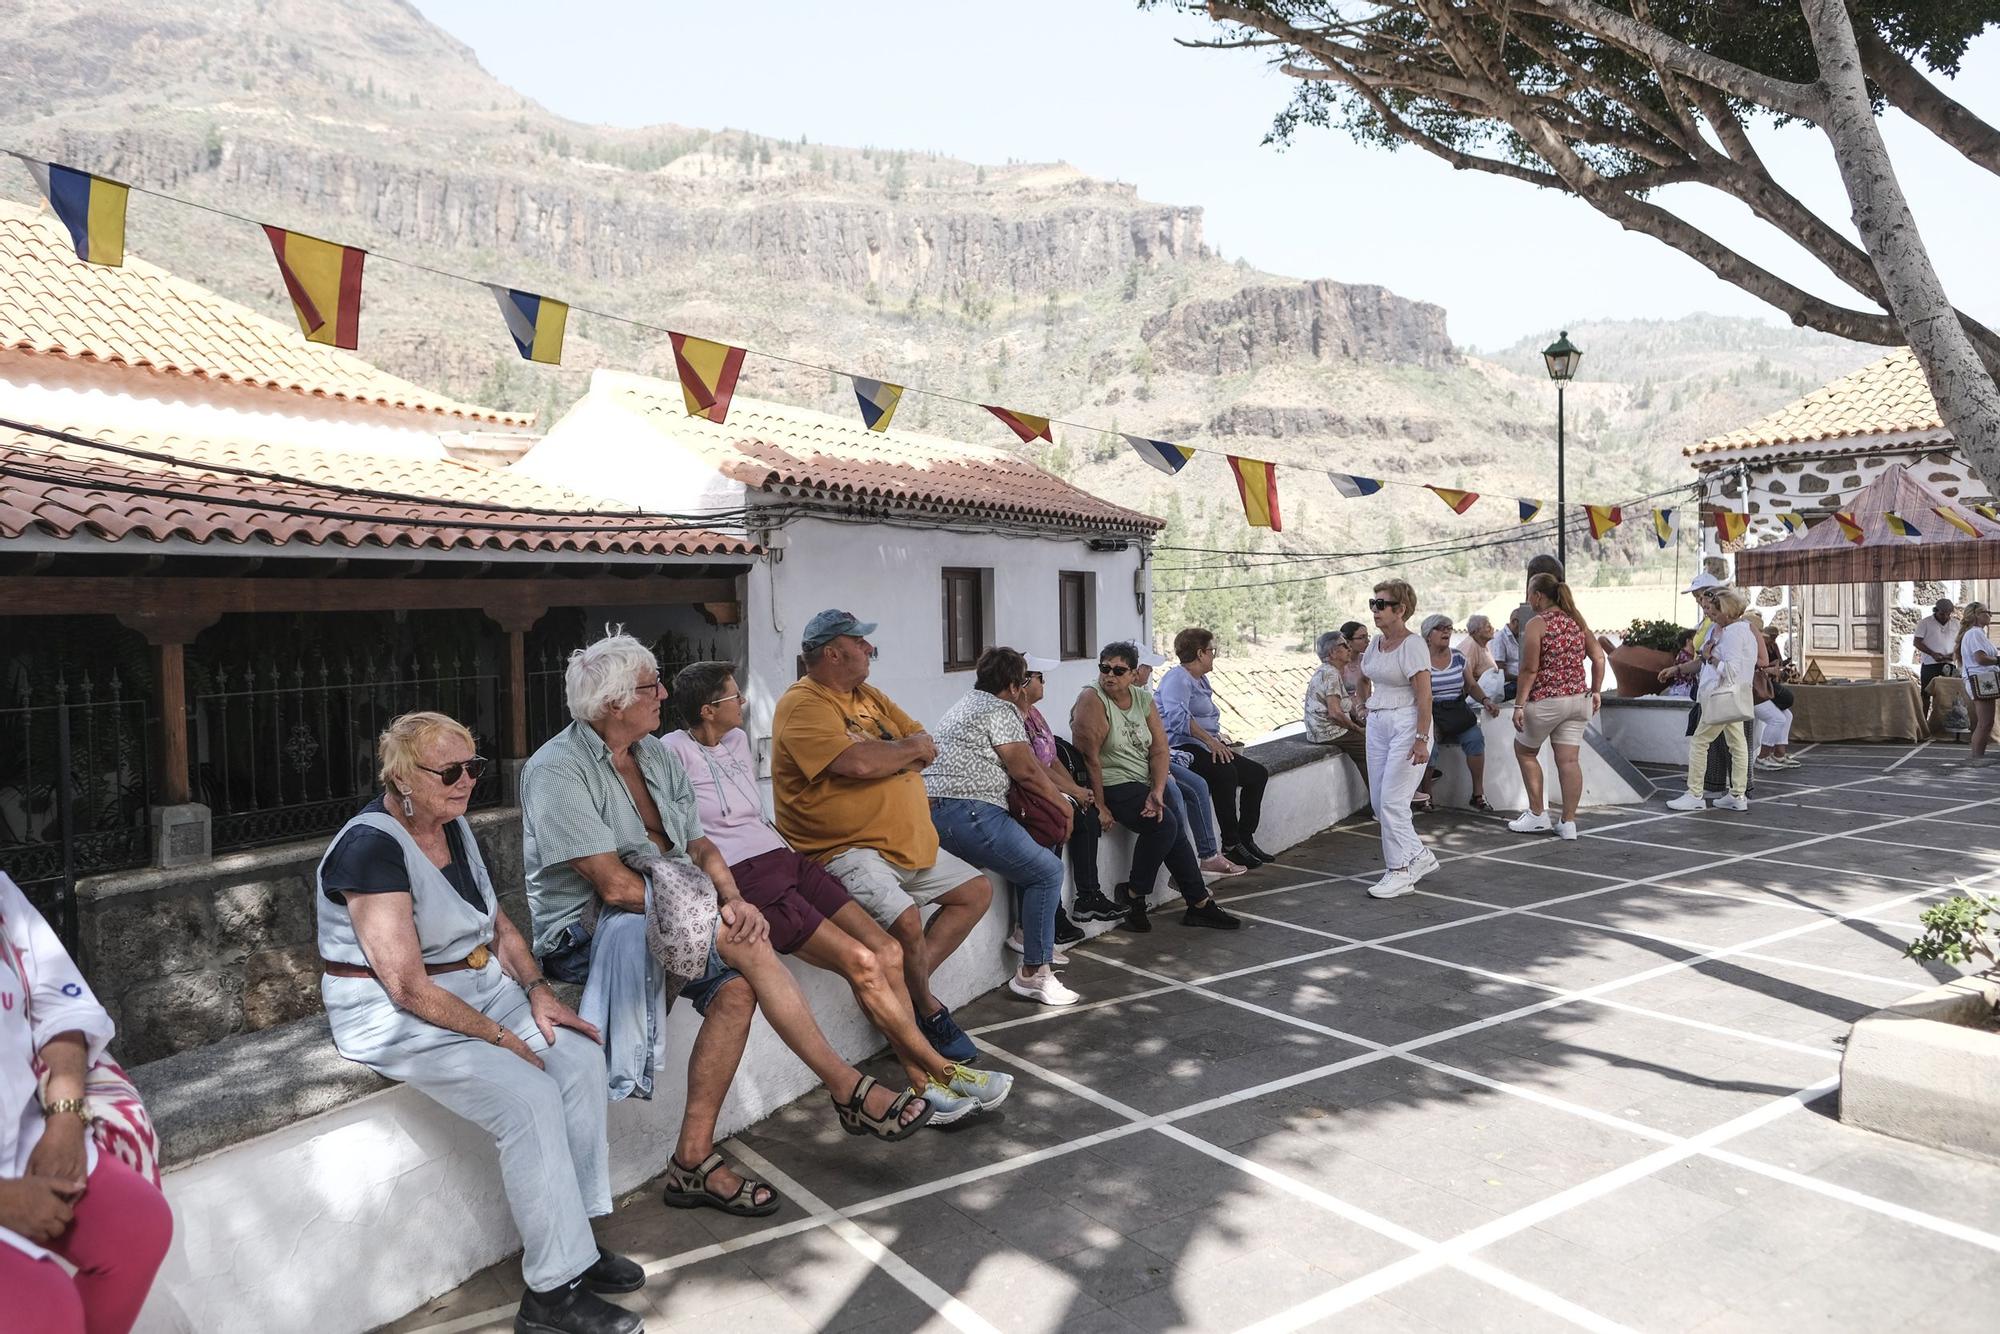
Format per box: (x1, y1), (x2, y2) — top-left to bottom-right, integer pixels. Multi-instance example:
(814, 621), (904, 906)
(1542, 330), (1583, 567)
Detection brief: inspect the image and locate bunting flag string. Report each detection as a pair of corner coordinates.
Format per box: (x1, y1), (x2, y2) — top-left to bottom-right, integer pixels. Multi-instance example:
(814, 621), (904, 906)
(1427, 486), (1479, 515)
(11, 154), (127, 267)
(1712, 510), (1748, 544)
(1834, 512), (1866, 545)
(669, 333), (746, 424)
(1650, 508), (1679, 549)
(852, 376), (904, 432)
(1934, 506), (1981, 538)
(1883, 511), (1922, 541)
(1516, 498), (1544, 524)
(985, 406), (1053, 445)
(488, 285), (568, 365)
(1126, 435), (1195, 475)
(1774, 513), (1809, 535)
(263, 226), (364, 349)
(1586, 505), (1622, 541)
(1228, 455), (1282, 530)
(1975, 504), (2000, 523)
(1330, 473), (1385, 499)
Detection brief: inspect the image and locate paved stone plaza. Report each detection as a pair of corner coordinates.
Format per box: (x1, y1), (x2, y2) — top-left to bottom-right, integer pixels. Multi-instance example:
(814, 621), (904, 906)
(391, 743), (2000, 1333)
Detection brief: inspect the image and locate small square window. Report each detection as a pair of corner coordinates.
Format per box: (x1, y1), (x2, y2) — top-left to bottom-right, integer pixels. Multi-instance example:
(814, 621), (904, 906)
(942, 568), (988, 671)
(1058, 572), (1093, 661)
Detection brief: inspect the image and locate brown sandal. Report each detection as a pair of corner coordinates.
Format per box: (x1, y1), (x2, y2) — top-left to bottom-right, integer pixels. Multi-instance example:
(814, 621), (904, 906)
(833, 1073), (934, 1141)
(661, 1151), (780, 1217)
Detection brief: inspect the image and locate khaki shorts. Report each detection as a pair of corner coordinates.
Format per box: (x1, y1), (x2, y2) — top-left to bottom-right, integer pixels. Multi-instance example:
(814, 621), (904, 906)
(823, 845), (984, 927)
(1515, 693), (1593, 750)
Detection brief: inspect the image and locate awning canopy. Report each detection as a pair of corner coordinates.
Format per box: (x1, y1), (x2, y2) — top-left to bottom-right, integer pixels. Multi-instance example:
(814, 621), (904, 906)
(1733, 462), (2000, 586)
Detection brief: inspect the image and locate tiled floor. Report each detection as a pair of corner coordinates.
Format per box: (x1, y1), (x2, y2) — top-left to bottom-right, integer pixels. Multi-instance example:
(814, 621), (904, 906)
(387, 742), (2000, 1333)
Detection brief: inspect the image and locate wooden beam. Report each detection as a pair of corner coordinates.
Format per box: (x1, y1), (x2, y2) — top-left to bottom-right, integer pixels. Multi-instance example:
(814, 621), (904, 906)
(1, 575), (741, 618)
(153, 641), (191, 806)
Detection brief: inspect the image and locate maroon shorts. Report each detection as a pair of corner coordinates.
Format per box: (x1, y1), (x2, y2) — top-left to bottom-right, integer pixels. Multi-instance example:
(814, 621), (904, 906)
(730, 847), (857, 954)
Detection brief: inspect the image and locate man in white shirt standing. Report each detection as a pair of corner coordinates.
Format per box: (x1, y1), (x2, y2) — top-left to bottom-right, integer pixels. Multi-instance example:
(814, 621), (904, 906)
(1913, 598), (1959, 690)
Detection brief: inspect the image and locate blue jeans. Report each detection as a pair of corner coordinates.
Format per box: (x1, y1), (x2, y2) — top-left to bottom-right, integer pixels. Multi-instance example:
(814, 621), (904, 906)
(1167, 763), (1219, 858)
(560, 912), (737, 1102)
(931, 796), (1065, 967)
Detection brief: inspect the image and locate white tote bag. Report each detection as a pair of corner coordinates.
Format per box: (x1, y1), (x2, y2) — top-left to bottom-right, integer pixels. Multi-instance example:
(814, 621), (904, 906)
(1698, 660), (1754, 726)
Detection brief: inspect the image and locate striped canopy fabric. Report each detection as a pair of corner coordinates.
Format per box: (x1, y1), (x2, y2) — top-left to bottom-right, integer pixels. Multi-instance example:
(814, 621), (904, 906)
(1734, 463), (2000, 585)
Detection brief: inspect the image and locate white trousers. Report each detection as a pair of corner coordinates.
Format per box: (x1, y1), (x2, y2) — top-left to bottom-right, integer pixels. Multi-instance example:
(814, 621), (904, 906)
(1754, 700), (1792, 748)
(1366, 704), (1426, 871)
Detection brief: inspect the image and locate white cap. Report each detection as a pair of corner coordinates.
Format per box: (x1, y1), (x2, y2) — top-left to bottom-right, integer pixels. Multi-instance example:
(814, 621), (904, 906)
(1023, 655), (1061, 676)
(1685, 571), (1724, 593)
(1138, 648), (1170, 669)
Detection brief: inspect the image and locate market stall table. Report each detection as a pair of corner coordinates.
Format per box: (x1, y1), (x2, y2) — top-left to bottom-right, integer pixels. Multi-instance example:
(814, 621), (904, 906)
(1788, 678), (1926, 743)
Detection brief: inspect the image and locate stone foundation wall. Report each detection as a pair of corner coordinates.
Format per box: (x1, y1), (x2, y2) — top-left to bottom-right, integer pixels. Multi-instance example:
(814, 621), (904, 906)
(79, 809), (526, 1066)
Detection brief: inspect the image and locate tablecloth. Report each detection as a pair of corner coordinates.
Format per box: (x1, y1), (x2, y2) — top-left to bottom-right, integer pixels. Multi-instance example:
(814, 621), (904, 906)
(1787, 679), (1926, 743)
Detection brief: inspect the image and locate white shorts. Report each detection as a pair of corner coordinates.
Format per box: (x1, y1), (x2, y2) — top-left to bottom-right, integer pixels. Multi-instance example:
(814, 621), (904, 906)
(823, 845), (984, 926)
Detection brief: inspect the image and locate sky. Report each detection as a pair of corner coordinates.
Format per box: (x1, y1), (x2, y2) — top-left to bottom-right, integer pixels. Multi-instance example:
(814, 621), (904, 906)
(409, 1), (2000, 351)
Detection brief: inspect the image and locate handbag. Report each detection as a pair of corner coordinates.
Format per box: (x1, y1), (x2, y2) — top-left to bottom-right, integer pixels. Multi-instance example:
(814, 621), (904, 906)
(583, 852), (719, 994)
(1970, 667), (2000, 700)
(1432, 694), (1478, 738)
(1007, 782), (1070, 849)
(1698, 661), (1755, 726)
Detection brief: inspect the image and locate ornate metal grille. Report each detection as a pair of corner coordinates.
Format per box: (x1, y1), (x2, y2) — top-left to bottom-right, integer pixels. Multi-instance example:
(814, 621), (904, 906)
(524, 632), (729, 745)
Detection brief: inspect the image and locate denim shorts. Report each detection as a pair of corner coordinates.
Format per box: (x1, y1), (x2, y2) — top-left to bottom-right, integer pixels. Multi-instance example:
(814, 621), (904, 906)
(540, 921), (738, 1016)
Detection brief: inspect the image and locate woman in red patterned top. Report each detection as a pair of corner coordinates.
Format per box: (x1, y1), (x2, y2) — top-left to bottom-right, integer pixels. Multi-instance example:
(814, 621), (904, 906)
(1507, 572), (1606, 840)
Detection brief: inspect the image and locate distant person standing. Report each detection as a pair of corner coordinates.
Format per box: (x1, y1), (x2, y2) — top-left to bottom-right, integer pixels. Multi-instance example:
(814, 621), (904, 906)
(1507, 573), (1606, 839)
(1492, 605), (1530, 701)
(1914, 598), (1959, 690)
(1355, 580), (1435, 898)
(1956, 602), (1995, 759)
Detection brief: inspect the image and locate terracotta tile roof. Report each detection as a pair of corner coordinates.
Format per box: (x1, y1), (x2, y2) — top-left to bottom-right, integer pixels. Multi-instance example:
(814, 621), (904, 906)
(601, 372), (1163, 535)
(1686, 348), (1944, 459)
(1208, 663), (1317, 742)
(0, 424), (753, 558)
(0, 201), (532, 427)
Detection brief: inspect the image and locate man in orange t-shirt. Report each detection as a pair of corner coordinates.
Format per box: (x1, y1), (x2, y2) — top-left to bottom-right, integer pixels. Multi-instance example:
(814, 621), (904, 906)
(771, 609), (990, 1063)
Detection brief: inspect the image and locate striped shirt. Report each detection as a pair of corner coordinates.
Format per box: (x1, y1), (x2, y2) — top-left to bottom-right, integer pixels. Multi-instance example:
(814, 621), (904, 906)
(1428, 649), (1469, 703)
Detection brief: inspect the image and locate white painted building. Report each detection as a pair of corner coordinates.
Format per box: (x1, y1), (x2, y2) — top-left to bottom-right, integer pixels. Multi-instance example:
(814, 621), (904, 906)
(515, 369), (1164, 744)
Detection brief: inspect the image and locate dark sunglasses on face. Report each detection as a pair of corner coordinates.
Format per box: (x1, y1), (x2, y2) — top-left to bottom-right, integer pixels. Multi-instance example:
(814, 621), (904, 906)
(1096, 663), (1131, 676)
(1368, 598), (1401, 612)
(416, 756), (489, 786)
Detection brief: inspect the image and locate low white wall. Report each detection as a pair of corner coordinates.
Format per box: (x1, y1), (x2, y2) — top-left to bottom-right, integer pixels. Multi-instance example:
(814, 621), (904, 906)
(1599, 696), (1696, 766)
(1421, 712), (1651, 812)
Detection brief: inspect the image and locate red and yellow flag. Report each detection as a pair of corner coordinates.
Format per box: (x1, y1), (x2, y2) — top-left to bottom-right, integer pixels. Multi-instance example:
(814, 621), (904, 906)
(1934, 506), (1981, 538)
(669, 333), (746, 424)
(1427, 486), (1478, 515)
(1834, 512), (1866, 545)
(1227, 455), (1282, 530)
(1712, 510), (1748, 544)
(985, 406), (1053, 445)
(1586, 505), (1622, 541)
(263, 225), (364, 349)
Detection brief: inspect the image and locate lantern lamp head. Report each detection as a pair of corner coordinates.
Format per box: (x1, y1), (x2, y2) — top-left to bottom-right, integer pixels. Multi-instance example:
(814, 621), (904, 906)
(1542, 330), (1582, 382)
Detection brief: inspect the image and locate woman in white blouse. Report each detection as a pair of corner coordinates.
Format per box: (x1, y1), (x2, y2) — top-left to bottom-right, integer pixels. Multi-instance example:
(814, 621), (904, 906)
(1955, 601), (1995, 759)
(1355, 579), (1437, 899)
(1668, 586), (1759, 811)
(1, 871), (173, 1334)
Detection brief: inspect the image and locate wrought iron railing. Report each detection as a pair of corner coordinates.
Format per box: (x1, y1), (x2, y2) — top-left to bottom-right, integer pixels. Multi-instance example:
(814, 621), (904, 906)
(524, 634), (729, 746)
(191, 653), (501, 853)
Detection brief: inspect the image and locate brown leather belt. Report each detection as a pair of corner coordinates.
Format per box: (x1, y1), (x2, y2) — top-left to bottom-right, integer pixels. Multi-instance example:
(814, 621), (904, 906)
(321, 943), (492, 980)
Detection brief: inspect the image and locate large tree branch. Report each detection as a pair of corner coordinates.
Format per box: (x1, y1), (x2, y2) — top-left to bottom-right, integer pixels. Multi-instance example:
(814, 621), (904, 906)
(1516, 0), (1823, 119)
(1853, 23), (2000, 174)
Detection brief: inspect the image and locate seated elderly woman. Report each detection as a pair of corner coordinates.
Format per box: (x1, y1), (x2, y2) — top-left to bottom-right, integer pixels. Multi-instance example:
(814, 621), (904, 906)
(1304, 629), (1369, 770)
(317, 711), (643, 1334)
(1415, 613), (1500, 812)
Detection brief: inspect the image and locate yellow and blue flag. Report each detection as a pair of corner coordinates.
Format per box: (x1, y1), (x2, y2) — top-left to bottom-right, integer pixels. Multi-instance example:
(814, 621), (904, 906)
(1883, 511), (1922, 541)
(669, 332), (746, 424)
(13, 154), (128, 266)
(1228, 455), (1281, 530)
(488, 285), (568, 365)
(1650, 508), (1679, 549)
(1125, 435), (1194, 475)
(1330, 474), (1384, 499)
(851, 377), (903, 432)
(1775, 513), (1809, 536)
(1517, 498), (1544, 524)
(1974, 504), (2000, 523)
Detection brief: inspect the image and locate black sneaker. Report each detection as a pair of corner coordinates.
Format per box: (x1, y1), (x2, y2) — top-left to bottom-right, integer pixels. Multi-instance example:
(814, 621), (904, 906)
(582, 1248), (644, 1295)
(515, 1276), (642, 1334)
(1053, 909), (1085, 946)
(1118, 883), (1152, 933)
(918, 1004), (977, 1063)
(1182, 899), (1243, 931)
(1069, 888), (1124, 923)
(1243, 838), (1277, 864)
(1226, 842), (1267, 869)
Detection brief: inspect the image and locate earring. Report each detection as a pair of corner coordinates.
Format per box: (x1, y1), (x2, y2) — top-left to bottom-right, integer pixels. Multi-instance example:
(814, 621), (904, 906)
(398, 788), (415, 818)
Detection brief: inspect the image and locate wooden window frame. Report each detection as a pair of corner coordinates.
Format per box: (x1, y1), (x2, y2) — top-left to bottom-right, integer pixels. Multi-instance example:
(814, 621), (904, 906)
(1058, 571), (1092, 661)
(941, 567), (988, 672)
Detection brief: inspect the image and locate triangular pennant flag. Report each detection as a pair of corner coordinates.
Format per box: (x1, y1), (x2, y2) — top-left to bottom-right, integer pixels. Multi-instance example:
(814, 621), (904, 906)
(1834, 512), (1866, 545)
(1125, 435), (1195, 475)
(12, 154), (128, 266)
(852, 376), (904, 432)
(1227, 455), (1282, 531)
(1934, 506), (1981, 538)
(1516, 498), (1545, 524)
(1650, 508), (1679, 549)
(1586, 505), (1623, 541)
(1774, 513), (1809, 535)
(263, 225), (365, 349)
(1713, 510), (1748, 544)
(984, 406), (1053, 444)
(669, 332), (746, 424)
(1329, 473), (1385, 499)
(1974, 504), (2000, 523)
(1883, 511), (1922, 541)
(1427, 486), (1479, 515)
(487, 284), (568, 365)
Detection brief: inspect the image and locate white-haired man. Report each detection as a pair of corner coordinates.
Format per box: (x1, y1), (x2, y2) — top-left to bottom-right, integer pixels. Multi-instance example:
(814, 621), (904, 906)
(524, 632), (959, 1214)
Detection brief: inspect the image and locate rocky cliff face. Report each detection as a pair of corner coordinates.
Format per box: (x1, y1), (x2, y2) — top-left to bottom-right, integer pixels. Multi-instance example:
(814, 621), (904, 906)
(1142, 280), (1457, 373)
(1206, 404), (1542, 443)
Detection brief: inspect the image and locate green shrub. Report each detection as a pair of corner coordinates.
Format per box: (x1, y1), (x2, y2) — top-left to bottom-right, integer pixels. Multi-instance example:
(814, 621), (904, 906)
(1906, 889), (1997, 969)
(1624, 618), (1688, 653)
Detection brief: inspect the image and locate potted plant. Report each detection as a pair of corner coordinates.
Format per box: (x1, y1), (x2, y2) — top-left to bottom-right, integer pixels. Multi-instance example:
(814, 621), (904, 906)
(1609, 618), (1686, 698)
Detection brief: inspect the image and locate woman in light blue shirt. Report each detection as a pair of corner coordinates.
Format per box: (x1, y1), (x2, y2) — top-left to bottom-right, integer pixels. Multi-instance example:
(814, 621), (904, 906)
(1156, 627), (1273, 868)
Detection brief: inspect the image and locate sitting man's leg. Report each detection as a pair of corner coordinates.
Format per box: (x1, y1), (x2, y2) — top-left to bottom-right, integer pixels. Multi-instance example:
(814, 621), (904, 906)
(665, 953), (771, 1212)
(826, 846), (988, 1061)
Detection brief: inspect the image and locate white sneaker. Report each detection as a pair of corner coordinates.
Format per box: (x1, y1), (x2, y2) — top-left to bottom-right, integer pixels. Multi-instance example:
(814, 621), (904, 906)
(1367, 869), (1417, 899)
(1008, 969), (1080, 1007)
(1754, 757), (1784, 771)
(1666, 792), (1708, 812)
(1778, 755), (1803, 768)
(1556, 821), (1578, 841)
(1005, 928), (1068, 966)
(1199, 853), (1248, 877)
(1507, 810), (1554, 834)
(1715, 794), (1749, 812)
(1407, 847), (1439, 882)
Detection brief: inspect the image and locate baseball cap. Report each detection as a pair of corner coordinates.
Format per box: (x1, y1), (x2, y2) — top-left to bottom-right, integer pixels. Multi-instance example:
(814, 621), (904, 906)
(1685, 571), (1724, 594)
(1138, 648), (1170, 669)
(1023, 654), (1061, 677)
(801, 609), (878, 653)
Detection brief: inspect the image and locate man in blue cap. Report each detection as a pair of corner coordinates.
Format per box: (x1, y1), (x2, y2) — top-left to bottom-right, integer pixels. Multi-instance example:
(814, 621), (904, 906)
(769, 610), (992, 1062)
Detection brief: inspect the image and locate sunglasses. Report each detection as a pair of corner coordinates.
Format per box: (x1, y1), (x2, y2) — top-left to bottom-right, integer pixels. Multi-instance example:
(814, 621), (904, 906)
(844, 715), (895, 741)
(1096, 663), (1131, 676)
(415, 756), (489, 786)
(1368, 598), (1401, 611)
(706, 691), (744, 708)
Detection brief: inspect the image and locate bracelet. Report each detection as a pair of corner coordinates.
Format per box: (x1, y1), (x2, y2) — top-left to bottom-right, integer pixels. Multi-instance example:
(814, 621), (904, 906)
(42, 1096), (90, 1124)
(488, 1023), (508, 1046)
(523, 977), (552, 999)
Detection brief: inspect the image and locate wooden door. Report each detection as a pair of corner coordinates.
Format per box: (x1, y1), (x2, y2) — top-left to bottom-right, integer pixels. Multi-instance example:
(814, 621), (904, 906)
(1801, 582), (1884, 680)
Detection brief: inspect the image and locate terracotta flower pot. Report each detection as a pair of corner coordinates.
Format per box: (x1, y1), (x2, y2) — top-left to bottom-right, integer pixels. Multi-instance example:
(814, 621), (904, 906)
(1609, 645), (1674, 698)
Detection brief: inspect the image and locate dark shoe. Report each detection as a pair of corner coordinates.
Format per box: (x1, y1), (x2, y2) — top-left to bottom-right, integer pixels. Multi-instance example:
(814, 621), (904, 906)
(919, 1004), (977, 1063)
(1117, 883), (1152, 933)
(581, 1248), (644, 1295)
(1182, 899), (1243, 931)
(1226, 843), (1266, 869)
(515, 1278), (641, 1334)
(1070, 888), (1123, 923)
(1053, 909), (1085, 946)
(1243, 839), (1276, 863)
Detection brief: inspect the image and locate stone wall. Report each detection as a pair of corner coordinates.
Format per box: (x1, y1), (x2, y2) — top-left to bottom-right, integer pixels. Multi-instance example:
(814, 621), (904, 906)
(79, 810), (526, 1066)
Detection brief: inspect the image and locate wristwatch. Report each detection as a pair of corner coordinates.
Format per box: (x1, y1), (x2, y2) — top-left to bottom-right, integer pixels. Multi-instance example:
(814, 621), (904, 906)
(523, 977), (552, 999)
(42, 1096), (90, 1125)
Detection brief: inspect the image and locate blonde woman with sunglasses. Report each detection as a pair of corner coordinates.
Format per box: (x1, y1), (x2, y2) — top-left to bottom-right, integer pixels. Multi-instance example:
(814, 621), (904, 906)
(1354, 580), (1436, 898)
